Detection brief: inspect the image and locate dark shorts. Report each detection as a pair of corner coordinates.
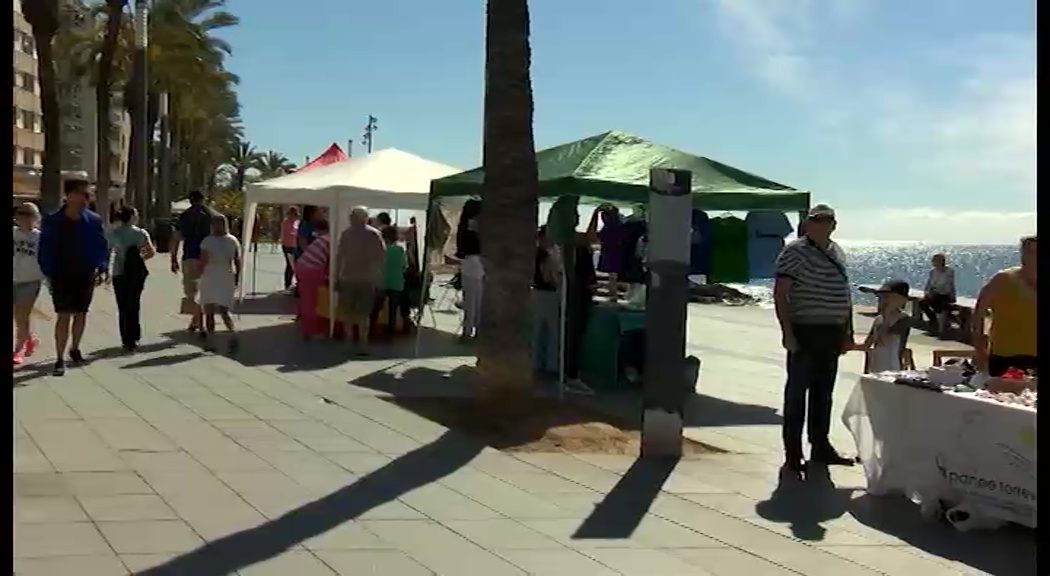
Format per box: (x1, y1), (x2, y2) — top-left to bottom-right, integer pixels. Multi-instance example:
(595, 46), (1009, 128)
(50, 274), (96, 314)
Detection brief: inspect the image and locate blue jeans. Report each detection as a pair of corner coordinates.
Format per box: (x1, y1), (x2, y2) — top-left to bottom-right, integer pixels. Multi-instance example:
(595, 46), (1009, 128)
(532, 290), (560, 373)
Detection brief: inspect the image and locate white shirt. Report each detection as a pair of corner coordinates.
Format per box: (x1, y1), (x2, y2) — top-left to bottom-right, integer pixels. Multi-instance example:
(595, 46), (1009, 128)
(13, 226), (43, 283)
(926, 267), (955, 297)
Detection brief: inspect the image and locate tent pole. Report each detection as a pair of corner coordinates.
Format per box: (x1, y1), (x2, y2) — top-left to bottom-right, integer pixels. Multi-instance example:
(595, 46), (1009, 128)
(413, 200), (435, 358)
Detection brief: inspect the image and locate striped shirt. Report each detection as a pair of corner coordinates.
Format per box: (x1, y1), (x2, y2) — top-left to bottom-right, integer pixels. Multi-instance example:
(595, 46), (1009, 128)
(297, 233), (330, 272)
(775, 237), (851, 324)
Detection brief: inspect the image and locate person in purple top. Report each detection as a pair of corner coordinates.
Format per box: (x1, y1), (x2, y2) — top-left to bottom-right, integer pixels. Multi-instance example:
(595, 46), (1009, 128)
(37, 179), (109, 376)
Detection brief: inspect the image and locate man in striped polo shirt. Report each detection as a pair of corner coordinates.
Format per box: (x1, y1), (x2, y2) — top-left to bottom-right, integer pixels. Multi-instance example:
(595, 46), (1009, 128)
(773, 204), (855, 475)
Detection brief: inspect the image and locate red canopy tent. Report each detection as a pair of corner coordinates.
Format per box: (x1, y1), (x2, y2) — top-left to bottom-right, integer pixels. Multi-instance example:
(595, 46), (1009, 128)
(295, 143), (349, 173)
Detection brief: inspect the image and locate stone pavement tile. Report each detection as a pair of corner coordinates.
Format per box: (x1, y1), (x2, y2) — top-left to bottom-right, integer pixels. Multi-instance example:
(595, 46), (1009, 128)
(266, 420), (377, 453)
(78, 495), (178, 522)
(15, 434), (55, 474)
(236, 489), (328, 520)
(160, 491), (267, 540)
(14, 385), (80, 420)
(513, 453), (622, 492)
(252, 450), (359, 490)
(441, 519), (577, 550)
(118, 449), (209, 473)
(307, 409), (423, 455)
(325, 452), (393, 474)
(816, 545), (970, 576)
(47, 381), (139, 420)
(524, 517), (725, 549)
(15, 497), (89, 524)
(19, 420), (127, 472)
(83, 417), (180, 453)
(15, 472), (154, 497)
(147, 419), (236, 450)
(136, 465), (239, 497)
(679, 493), (765, 518)
(174, 393), (259, 421)
(671, 547), (800, 575)
(119, 553), (182, 573)
(314, 550), (434, 576)
(93, 383), (203, 422)
(211, 419), (311, 451)
(658, 470), (739, 495)
(216, 470), (303, 495)
(582, 548), (708, 575)
(241, 400), (314, 421)
(743, 517), (887, 546)
(494, 549), (619, 576)
(239, 551), (339, 576)
(540, 493), (605, 517)
(493, 472), (599, 494)
(184, 445), (275, 472)
(398, 483), (505, 520)
(96, 520), (204, 555)
(13, 554), (129, 576)
(334, 397), (449, 442)
(571, 454), (636, 473)
(361, 520), (525, 576)
(15, 522), (112, 558)
(354, 500), (428, 521)
(302, 521), (395, 551)
(439, 470), (576, 520)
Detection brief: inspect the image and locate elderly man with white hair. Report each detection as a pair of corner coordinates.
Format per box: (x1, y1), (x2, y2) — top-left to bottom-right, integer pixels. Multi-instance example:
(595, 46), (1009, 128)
(335, 206), (386, 355)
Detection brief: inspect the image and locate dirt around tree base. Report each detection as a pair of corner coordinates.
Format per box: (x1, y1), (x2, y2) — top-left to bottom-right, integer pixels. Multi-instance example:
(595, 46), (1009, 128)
(388, 397), (724, 457)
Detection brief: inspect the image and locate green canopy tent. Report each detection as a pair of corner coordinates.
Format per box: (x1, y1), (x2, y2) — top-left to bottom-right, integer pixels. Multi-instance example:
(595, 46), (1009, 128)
(429, 130), (811, 211)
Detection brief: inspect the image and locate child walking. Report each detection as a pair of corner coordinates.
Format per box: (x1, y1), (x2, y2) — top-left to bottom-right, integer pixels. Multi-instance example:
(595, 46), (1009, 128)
(13, 202), (43, 366)
(199, 214), (243, 353)
(379, 225), (407, 338)
(860, 279), (913, 373)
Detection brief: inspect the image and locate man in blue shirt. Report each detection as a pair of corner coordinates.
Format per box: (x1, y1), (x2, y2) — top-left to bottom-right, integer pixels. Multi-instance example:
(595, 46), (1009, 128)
(37, 179), (109, 376)
(169, 191), (217, 332)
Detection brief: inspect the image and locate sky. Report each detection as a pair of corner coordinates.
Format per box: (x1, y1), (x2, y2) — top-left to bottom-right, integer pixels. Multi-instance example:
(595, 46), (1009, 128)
(219, 0), (1036, 244)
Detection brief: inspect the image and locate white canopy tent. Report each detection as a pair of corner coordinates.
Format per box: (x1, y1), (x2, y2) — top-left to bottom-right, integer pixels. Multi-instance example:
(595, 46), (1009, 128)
(238, 148), (461, 333)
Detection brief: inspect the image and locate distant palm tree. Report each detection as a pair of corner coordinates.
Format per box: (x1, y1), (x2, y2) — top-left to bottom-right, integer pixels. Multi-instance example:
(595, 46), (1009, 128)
(475, 0), (539, 407)
(256, 151), (295, 179)
(225, 139), (261, 191)
(22, 0), (63, 210)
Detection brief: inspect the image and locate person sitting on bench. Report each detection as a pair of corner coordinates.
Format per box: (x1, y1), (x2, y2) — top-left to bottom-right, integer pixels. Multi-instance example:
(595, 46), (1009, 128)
(919, 253), (956, 334)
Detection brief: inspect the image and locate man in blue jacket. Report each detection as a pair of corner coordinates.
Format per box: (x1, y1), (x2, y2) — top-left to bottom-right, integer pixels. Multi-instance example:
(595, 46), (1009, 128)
(37, 179), (109, 376)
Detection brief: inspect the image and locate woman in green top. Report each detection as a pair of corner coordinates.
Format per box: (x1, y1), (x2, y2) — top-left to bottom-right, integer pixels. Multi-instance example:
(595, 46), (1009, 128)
(379, 225), (407, 338)
(108, 207), (156, 351)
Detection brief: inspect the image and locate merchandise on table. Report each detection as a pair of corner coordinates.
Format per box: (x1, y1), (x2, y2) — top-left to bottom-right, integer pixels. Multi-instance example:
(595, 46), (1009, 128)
(975, 388), (1037, 408)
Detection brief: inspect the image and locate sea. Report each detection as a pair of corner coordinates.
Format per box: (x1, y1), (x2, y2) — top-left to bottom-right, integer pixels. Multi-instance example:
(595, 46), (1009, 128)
(735, 241), (1021, 307)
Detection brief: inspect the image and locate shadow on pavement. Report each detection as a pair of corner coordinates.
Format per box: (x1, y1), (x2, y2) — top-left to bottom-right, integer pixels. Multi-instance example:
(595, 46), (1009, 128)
(153, 324), (465, 372)
(136, 428), (484, 575)
(578, 390), (783, 430)
(120, 350), (206, 370)
(755, 464), (855, 541)
(233, 292), (297, 316)
(848, 493), (1036, 576)
(573, 457), (678, 539)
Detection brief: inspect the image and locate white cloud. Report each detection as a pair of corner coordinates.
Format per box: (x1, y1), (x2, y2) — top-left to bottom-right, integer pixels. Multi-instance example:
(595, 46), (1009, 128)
(712, 1), (1037, 212)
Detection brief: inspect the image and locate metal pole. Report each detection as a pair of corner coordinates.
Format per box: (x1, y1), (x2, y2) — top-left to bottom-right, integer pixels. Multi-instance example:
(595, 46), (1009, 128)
(133, 0), (149, 218)
(347, 139), (353, 157)
(641, 168), (694, 458)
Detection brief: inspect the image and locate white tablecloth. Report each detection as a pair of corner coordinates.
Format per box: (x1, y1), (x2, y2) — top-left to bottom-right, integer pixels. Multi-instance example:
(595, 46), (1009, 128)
(842, 375), (1037, 528)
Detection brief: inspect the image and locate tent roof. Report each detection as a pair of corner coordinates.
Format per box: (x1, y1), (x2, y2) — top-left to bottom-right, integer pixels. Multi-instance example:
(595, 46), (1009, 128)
(431, 130), (810, 211)
(245, 148), (460, 210)
(296, 143), (349, 173)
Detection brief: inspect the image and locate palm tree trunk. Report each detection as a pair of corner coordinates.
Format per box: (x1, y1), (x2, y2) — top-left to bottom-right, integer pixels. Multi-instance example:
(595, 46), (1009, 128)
(156, 92), (172, 218)
(123, 78), (139, 209)
(145, 91), (159, 217)
(31, 20), (62, 210)
(475, 0), (539, 408)
(94, 0), (125, 223)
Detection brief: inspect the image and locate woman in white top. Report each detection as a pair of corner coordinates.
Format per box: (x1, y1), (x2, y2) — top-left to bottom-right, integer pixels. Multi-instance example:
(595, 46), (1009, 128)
(919, 253), (956, 334)
(198, 214), (242, 353)
(13, 202), (44, 365)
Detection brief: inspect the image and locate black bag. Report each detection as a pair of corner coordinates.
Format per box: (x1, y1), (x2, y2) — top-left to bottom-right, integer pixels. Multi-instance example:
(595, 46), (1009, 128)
(123, 244), (149, 285)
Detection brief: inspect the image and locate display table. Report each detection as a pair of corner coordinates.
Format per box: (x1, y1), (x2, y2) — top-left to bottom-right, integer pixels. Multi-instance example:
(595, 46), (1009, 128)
(842, 375), (1037, 528)
(578, 303), (646, 391)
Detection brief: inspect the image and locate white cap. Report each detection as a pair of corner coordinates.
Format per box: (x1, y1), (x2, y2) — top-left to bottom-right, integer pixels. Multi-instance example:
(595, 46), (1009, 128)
(807, 203), (836, 219)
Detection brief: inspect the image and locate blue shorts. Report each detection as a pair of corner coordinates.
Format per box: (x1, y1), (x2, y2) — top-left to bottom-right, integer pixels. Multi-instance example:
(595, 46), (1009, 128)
(14, 280), (42, 303)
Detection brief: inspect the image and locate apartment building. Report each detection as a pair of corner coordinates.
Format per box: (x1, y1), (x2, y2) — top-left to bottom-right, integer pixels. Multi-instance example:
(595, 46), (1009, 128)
(12, 0), (131, 203)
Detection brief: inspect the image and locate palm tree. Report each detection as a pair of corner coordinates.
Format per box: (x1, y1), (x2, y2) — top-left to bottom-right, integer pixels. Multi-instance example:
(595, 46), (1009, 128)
(475, 0), (540, 407)
(256, 151), (295, 179)
(22, 0), (63, 210)
(94, 0), (126, 221)
(224, 139), (261, 191)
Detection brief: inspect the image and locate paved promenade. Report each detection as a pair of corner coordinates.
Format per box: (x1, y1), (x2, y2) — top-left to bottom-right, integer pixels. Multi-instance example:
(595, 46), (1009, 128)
(14, 250), (1033, 575)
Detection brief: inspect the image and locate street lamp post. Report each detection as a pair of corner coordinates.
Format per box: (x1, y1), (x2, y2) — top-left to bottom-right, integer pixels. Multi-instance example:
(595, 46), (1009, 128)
(133, 0), (149, 216)
(641, 168), (697, 458)
(362, 115), (378, 154)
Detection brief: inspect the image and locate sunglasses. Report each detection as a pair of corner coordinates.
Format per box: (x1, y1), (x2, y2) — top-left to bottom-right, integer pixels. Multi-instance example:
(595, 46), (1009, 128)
(808, 215), (835, 223)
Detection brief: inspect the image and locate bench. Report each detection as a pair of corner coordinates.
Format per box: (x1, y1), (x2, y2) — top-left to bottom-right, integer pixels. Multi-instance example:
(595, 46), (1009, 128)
(856, 284), (976, 340)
